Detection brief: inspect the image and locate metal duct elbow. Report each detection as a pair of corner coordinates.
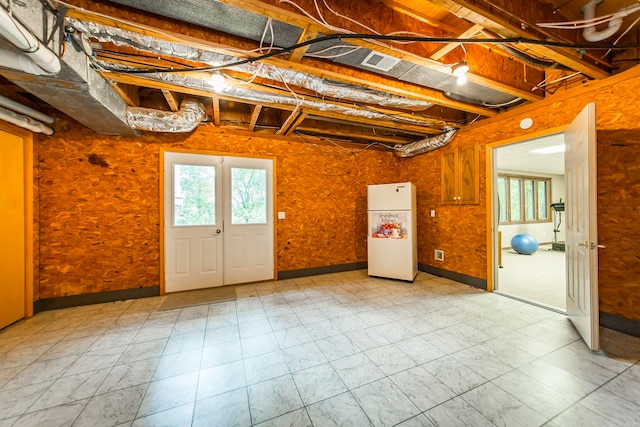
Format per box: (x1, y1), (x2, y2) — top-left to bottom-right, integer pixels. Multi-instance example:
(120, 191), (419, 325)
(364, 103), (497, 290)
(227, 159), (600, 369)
(394, 127), (458, 157)
(127, 99), (206, 132)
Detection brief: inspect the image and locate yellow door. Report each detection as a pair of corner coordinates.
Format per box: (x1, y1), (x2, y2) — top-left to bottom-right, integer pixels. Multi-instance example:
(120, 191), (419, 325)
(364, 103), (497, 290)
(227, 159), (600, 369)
(0, 128), (26, 329)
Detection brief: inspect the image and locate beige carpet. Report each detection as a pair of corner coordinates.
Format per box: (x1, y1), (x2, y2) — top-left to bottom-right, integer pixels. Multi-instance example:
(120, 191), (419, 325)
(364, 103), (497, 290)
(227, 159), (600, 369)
(497, 244), (566, 311)
(159, 286), (236, 311)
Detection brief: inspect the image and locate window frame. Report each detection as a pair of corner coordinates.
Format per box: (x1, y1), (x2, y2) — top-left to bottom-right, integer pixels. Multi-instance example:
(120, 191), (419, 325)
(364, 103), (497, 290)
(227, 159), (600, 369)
(498, 173), (552, 225)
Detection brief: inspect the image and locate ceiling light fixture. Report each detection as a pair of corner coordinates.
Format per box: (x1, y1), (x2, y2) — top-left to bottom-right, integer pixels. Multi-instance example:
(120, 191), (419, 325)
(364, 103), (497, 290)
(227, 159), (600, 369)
(210, 71), (228, 92)
(452, 61), (469, 85)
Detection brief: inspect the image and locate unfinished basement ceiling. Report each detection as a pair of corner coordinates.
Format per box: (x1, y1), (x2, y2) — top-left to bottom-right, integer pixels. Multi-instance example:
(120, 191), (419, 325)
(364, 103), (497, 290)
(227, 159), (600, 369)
(1, 0), (639, 148)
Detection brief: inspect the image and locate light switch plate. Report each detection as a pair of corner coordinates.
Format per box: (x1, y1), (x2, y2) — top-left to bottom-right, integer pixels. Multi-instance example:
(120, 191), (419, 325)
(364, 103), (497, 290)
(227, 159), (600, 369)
(277, 211), (285, 220)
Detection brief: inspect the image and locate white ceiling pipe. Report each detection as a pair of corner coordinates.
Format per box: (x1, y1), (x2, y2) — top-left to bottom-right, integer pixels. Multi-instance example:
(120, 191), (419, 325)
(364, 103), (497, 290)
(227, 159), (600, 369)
(0, 7), (60, 74)
(0, 48), (51, 75)
(0, 105), (54, 135)
(581, 0), (623, 42)
(0, 94), (54, 124)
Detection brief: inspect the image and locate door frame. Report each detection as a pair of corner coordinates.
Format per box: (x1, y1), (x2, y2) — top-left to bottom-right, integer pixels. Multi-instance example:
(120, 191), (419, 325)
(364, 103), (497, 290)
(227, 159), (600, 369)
(486, 125), (568, 293)
(159, 148), (277, 295)
(0, 121), (34, 319)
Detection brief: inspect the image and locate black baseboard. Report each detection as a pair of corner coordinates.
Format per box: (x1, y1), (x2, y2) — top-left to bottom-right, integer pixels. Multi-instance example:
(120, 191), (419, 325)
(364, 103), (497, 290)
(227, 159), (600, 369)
(278, 262), (368, 280)
(33, 286), (160, 313)
(418, 263), (487, 290)
(600, 311), (640, 338)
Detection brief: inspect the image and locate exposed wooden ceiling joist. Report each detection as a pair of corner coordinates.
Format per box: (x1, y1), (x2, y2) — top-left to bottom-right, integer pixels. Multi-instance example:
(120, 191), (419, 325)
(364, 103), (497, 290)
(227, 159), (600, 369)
(66, 7), (498, 117)
(248, 105), (263, 131)
(425, 0), (611, 79)
(214, 0), (543, 102)
(161, 90), (179, 112)
(101, 71), (441, 135)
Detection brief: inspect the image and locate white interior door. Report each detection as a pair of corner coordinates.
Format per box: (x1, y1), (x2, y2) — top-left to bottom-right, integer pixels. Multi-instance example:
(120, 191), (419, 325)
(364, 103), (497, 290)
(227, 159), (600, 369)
(223, 157), (274, 285)
(165, 152), (223, 293)
(565, 103), (600, 350)
(164, 153), (274, 292)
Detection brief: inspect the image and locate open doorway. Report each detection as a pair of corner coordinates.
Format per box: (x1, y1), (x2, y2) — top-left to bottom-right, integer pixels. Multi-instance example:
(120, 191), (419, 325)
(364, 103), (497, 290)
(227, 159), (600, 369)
(493, 133), (567, 312)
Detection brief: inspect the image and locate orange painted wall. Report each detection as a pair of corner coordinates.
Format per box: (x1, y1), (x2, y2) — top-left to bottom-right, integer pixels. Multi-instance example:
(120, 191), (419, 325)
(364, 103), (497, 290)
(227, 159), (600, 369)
(34, 67), (640, 324)
(36, 122), (398, 298)
(400, 68), (640, 322)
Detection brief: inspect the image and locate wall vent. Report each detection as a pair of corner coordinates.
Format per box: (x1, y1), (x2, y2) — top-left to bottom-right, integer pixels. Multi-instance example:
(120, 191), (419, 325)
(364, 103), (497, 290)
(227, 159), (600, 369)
(361, 51), (401, 72)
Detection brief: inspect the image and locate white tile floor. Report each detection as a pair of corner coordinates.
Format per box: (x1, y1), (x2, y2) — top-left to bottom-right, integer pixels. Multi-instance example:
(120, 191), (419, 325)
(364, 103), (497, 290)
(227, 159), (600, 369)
(1, 270), (639, 427)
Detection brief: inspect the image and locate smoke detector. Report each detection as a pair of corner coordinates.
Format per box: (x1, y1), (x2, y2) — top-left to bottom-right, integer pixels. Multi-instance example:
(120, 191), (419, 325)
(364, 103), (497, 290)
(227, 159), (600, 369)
(361, 51), (401, 72)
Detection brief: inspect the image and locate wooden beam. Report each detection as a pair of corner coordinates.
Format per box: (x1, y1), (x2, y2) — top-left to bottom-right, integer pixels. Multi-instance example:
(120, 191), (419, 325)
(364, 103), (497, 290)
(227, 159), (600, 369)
(103, 72), (442, 134)
(248, 105), (262, 131)
(381, 0), (459, 33)
(105, 81), (139, 107)
(161, 89), (179, 112)
(424, 0), (610, 79)
(289, 28), (319, 63)
(212, 97), (220, 126)
(284, 111), (307, 136)
(215, 0), (543, 102)
(297, 125), (414, 144)
(66, 6), (498, 116)
(430, 24), (484, 61)
(276, 108), (306, 135)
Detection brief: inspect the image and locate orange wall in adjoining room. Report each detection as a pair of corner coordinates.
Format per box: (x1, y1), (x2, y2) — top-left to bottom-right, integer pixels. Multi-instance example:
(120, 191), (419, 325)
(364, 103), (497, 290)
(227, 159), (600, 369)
(36, 123), (398, 298)
(400, 67), (640, 322)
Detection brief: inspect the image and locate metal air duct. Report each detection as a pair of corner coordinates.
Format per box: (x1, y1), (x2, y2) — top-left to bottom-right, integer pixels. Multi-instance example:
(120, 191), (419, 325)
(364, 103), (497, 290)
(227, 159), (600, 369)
(394, 127), (458, 157)
(127, 98), (206, 132)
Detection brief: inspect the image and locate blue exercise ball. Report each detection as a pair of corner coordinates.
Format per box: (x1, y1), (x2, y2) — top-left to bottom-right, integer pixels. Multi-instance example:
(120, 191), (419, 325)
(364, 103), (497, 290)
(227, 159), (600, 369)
(511, 234), (538, 255)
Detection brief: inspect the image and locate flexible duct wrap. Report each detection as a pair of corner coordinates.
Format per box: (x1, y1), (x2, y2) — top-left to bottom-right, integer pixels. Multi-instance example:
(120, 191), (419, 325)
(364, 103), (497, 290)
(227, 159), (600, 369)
(127, 98), (206, 132)
(394, 127), (457, 157)
(69, 19), (432, 110)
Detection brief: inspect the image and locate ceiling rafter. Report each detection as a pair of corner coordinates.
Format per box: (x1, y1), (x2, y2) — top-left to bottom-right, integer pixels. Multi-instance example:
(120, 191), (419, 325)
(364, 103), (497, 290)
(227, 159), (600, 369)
(215, 0), (543, 102)
(66, 7), (497, 117)
(430, 23), (484, 60)
(424, 0), (610, 79)
(100, 71), (442, 135)
(248, 105), (263, 131)
(161, 89), (179, 112)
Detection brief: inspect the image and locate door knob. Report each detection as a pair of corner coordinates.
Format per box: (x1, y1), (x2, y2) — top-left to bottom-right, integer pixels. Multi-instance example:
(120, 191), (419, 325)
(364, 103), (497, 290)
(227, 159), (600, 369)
(590, 242), (605, 249)
(216, 229), (222, 234)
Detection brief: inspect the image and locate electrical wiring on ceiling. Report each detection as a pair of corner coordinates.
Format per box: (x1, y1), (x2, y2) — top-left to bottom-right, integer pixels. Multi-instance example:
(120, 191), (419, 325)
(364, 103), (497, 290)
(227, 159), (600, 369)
(105, 33), (640, 75)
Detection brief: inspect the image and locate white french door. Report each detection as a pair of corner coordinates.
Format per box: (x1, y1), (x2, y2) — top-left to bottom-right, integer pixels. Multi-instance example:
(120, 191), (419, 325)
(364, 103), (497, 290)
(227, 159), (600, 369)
(565, 103), (600, 351)
(164, 152), (274, 293)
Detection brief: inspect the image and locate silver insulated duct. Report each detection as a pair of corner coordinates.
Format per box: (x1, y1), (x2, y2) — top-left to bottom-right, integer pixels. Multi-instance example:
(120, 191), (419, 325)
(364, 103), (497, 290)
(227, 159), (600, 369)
(0, 1), (137, 136)
(127, 99), (206, 132)
(394, 127), (458, 157)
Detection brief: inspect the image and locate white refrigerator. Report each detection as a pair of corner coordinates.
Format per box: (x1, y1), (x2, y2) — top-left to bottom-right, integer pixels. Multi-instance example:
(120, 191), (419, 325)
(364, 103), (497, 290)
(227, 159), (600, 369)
(367, 182), (417, 281)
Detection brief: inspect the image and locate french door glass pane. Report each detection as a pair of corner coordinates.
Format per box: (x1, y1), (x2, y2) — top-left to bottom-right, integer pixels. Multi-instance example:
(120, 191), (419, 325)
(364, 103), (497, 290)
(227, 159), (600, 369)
(510, 178), (522, 221)
(173, 164), (216, 226)
(231, 167), (267, 224)
(538, 181), (548, 220)
(497, 177), (507, 222)
(525, 179), (535, 221)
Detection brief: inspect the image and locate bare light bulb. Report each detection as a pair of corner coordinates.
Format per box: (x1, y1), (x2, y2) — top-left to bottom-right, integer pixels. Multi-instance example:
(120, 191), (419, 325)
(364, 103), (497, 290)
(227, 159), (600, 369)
(210, 72), (227, 92)
(456, 74), (468, 85)
(452, 61), (469, 77)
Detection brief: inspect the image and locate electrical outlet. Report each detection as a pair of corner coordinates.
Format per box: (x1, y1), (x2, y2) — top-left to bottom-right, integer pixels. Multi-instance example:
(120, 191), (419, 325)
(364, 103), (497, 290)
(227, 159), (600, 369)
(434, 249), (444, 261)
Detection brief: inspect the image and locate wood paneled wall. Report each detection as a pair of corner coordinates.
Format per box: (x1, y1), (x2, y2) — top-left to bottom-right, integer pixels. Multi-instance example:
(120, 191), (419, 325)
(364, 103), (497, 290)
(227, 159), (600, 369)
(36, 122), (398, 298)
(34, 67), (640, 323)
(402, 67), (640, 322)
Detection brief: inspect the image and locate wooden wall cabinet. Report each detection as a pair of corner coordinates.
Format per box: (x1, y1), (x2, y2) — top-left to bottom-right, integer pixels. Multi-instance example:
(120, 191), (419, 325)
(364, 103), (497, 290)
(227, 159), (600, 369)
(441, 145), (479, 205)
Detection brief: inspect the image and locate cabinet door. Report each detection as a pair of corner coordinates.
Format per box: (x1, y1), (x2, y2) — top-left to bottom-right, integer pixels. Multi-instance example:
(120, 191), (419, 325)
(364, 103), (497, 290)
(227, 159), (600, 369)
(441, 150), (457, 205)
(458, 145), (479, 204)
